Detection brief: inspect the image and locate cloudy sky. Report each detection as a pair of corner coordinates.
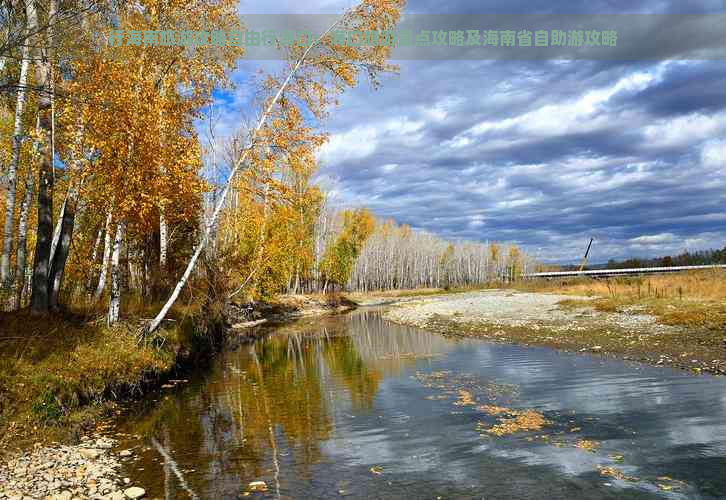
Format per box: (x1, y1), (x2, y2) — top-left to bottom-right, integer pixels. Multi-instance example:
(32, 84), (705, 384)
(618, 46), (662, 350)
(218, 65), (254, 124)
(215, 0), (726, 264)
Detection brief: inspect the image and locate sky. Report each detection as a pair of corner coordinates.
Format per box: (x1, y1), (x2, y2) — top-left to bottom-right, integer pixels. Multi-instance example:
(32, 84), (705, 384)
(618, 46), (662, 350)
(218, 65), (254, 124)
(210, 0), (726, 264)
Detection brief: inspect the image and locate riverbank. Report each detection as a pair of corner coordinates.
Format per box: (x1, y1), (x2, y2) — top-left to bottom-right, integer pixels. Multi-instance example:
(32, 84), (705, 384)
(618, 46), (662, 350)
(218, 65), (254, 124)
(0, 293), (355, 451)
(0, 293), (356, 497)
(383, 289), (726, 375)
(0, 434), (148, 499)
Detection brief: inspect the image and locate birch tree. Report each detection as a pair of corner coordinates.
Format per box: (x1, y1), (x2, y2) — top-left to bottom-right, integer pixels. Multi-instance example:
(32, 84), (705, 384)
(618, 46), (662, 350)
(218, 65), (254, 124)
(1, 32), (31, 289)
(146, 0), (405, 333)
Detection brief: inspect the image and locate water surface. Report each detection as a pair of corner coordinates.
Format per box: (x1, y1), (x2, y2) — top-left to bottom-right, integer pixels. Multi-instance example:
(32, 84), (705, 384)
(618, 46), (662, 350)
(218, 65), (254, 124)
(117, 309), (726, 499)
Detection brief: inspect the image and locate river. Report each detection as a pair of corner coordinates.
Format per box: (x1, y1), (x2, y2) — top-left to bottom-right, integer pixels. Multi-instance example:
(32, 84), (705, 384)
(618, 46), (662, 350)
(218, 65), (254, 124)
(115, 309), (726, 499)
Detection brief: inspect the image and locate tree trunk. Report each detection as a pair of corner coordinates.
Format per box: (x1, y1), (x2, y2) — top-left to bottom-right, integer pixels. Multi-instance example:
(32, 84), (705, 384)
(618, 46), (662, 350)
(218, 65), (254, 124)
(48, 194), (66, 264)
(94, 211), (113, 302)
(48, 117), (86, 310)
(107, 221), (125, 326)
(159, 211), (168, 271)
(86, 227), (102, 291)
(28, 0), (57, 314)
(11, 160), (36, 310)
(49, 183), (80, 310)
(1, 38), (31, 288)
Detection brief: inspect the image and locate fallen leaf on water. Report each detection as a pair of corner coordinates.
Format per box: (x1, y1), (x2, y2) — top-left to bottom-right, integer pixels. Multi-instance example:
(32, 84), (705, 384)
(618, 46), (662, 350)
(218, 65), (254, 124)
(248, 481), (268, 492)
(575, 440), (600, 452)
(370, 466), (383, 475)
(597, 466), (639, 482)
(483, 409), (548, 436)
(454, 390), (475, 406)
(478, 405), (510, 415)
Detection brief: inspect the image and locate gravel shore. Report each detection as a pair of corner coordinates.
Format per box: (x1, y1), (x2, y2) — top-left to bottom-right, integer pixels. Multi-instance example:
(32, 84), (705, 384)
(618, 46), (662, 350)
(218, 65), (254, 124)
(383, 289), (673, 333)
(383, 290), (726, 374)
(0, 435), (145, 500)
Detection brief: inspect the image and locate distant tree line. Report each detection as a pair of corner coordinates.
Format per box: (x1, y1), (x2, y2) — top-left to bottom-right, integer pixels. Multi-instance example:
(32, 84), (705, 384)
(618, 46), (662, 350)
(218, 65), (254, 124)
(602, 247), (726, 270)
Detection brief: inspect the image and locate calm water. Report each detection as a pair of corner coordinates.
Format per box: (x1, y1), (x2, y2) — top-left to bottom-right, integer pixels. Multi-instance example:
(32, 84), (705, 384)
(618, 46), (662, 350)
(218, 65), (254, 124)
(116, 309), (726, 499)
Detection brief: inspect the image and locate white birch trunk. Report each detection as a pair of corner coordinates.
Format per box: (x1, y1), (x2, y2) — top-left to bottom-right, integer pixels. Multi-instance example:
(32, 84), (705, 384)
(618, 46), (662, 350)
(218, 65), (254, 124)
(159, 212), (168, 270)
(1, 39), (31, 288)
(107, 220), (125, 326)
(93, 210), (113, 302)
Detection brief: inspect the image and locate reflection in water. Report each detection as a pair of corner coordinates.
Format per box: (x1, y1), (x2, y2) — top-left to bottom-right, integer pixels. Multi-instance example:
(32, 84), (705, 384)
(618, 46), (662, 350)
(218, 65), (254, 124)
(117, 309), (726, 499)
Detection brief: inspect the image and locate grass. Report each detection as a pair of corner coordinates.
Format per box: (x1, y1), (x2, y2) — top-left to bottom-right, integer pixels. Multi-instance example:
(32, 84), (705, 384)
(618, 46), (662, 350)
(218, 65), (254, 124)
(0, 301), (216, 453)
(509, 270), (726, 332)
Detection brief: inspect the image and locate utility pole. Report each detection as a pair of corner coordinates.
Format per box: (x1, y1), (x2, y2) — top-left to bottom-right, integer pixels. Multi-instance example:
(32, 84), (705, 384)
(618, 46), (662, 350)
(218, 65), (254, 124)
(578, 238), (594, 272)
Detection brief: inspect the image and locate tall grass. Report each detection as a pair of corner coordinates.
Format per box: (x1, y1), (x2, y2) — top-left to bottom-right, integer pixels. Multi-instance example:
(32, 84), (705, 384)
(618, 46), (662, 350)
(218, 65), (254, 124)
(516, 270), (726, 302)
(515, 270), (726, 332)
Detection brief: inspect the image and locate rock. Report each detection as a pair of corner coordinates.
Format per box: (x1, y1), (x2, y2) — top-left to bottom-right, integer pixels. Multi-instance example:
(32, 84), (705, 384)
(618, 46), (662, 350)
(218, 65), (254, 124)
(123, 487), (145, 499)
(79, 449), (101, 460)
(95, 438), (114, 449)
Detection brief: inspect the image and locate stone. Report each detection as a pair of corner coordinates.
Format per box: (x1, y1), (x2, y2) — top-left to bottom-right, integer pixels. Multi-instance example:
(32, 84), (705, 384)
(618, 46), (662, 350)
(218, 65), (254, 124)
(79, 449), (100, 460)
(123, 487), (145, 499)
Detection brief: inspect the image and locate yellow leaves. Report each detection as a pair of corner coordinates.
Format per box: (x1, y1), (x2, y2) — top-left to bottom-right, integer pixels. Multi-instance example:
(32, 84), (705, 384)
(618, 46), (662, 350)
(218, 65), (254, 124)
(597, 466), (639, 482)
(453, 390), (475, 406)
(481, 409), (548, 437)
(574, 439), (600, 452)
(478, 405), (509, 415)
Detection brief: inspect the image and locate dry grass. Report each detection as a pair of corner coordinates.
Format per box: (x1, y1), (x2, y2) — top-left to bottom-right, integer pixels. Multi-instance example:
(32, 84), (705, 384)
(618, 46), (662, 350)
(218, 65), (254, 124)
(0, 303), (204, 451)
(513, 270), (726, 332)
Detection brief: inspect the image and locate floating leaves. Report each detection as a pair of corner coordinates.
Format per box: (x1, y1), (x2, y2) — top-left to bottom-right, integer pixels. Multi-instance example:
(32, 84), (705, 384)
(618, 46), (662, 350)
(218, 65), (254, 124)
(574, 439), (600, 452)
(597, 466), (639, 482)
(480, 409), (548, 437)
(454, 390), (475, 406)
(656, 476), (687, 491)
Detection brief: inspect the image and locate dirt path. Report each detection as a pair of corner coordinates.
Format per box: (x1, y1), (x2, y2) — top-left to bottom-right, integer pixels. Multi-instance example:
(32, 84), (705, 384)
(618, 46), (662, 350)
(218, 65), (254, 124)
(383, 290), (726, 375)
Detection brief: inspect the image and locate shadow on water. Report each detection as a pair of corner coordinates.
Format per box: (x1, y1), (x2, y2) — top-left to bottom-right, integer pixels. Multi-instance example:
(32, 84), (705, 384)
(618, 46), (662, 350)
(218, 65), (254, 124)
(114, 309), (726, 499)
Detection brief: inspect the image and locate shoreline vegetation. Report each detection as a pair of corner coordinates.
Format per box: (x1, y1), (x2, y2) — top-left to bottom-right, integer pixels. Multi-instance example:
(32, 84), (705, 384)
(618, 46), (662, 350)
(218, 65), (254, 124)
(0, 293), (356, 455)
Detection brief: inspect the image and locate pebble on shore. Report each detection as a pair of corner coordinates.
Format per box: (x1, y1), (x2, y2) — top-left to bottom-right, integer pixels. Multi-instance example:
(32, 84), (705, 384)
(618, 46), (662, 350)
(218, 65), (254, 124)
(0, 436), (145, 500)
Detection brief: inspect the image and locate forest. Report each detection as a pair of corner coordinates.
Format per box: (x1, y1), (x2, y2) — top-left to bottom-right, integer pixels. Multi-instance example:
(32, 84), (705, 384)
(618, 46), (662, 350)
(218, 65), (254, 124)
(0, 0), (536, 331)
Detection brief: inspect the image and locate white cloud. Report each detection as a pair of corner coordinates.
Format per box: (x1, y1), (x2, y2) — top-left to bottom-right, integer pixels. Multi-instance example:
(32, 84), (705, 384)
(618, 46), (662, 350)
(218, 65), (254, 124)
(456, 67), (665, 141)
(643, 112), (726, 150)
(628, 233), (677, 245)
(318, 125), (379, 165)
(701, 139), (726, 169)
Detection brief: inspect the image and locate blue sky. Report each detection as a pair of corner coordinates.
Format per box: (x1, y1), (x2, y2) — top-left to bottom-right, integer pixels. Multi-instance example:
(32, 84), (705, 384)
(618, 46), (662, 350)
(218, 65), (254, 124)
(207, 0), (726, 264)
